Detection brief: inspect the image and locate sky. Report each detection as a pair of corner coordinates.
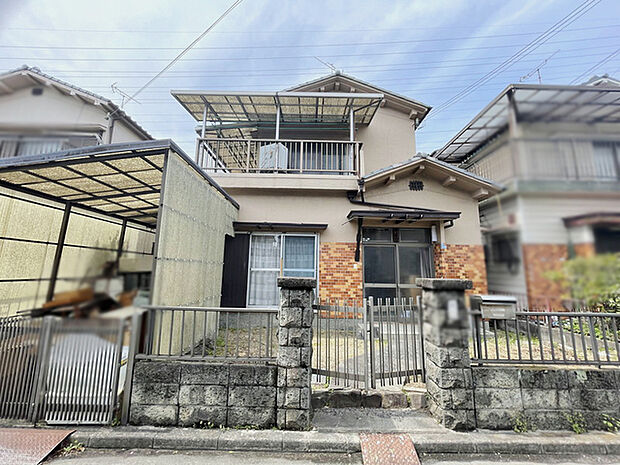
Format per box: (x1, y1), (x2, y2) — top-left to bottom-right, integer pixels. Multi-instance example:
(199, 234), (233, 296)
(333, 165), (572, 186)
(0, 0), (618, 156)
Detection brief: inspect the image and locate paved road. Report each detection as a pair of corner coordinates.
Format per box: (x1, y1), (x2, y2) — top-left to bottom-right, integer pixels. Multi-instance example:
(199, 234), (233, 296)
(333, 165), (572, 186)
(46, 450), (620, 464)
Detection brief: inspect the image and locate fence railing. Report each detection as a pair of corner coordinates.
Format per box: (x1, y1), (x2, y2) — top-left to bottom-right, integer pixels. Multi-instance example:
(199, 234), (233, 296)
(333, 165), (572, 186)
(141, 306), (279, 361)
(312, 300), (367, 388)
(470, 310), (620, 366)
(195, 137), (361, 176)
(0, 314), (128, 424)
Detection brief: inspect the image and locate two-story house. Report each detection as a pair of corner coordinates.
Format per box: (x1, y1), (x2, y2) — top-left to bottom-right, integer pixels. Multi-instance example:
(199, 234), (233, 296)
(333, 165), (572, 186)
(434, 82), (620, 310)
(172, 73), (501, 307)
(0, 65), (151, 158)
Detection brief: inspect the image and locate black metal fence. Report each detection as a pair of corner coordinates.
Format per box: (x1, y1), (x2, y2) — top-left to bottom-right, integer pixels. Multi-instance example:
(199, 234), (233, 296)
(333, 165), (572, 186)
(470, 310), (620, 366)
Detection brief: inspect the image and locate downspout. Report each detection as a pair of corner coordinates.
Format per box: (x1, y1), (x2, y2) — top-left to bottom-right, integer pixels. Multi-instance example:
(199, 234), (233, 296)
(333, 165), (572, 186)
(105, 111), (115, 144)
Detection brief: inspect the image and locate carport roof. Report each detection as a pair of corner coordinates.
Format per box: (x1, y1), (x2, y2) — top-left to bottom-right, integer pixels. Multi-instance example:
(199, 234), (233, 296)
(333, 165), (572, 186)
(0, 139), (237, 228)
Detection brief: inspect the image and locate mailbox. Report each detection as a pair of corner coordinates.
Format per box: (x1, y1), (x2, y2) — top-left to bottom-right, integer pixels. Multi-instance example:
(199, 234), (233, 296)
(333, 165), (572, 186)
(470, 294), (517, 320)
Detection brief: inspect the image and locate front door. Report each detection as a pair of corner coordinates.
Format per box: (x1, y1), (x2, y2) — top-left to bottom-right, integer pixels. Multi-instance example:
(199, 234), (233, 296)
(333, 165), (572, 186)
(362, 227), (433, 302)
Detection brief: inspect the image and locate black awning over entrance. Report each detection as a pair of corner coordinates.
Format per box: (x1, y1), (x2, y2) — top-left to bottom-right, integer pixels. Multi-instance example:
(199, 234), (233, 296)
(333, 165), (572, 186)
(347, 209), (460, 224)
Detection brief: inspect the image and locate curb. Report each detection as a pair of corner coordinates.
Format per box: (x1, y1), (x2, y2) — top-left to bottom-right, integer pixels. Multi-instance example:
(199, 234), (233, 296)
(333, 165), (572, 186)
(70, 427), (620, 456)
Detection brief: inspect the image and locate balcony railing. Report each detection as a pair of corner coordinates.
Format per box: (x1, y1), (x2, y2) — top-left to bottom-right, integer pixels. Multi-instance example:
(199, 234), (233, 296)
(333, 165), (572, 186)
(467, 138), (620, 184)
(195, 137), (361, 176)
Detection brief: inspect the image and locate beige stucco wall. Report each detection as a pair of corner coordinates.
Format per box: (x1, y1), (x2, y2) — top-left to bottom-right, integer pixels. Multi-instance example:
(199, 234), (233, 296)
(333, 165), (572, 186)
(226, 172), (483, 246)
(0, 85), (146, 143)
(357, 106), (415, 175)
(364, 175), (484, 245)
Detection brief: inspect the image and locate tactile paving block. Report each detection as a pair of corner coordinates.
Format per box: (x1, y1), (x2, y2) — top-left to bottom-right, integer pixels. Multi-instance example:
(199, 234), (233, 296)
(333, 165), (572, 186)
(360, 432), (421, 465)
(0, 427), (73, 465)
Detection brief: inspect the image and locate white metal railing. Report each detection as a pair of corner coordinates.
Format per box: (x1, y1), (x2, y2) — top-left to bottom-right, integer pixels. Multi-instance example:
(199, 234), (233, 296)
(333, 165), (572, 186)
(467, 138), (620, 184)
(195, 137), (361, 176)
(0, 135), (100, 159)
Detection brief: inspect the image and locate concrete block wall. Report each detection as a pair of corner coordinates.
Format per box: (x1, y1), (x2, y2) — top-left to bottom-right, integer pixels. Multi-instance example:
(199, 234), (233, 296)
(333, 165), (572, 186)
(130, 361), (278, 428)
(473, 367), (620, 431)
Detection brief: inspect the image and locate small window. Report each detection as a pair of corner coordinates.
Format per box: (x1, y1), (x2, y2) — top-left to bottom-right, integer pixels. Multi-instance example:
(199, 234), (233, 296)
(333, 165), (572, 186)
(362, 228), (391, 242)
(491, 234), (520, 266)
(399, 229), (430, 243)
(592, 142), (617, 179)
(32, 88), (44, 96)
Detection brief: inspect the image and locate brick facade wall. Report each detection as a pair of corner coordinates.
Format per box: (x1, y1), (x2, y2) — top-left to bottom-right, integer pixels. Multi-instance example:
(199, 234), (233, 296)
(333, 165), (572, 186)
(433, 243), (487, 295)
(318, 242), (363, 304)
(521, 244), (567, 310)
(573, 242), (596, 258)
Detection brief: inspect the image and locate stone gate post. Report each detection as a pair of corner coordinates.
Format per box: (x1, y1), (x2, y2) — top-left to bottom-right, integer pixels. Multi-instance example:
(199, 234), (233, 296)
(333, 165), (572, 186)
(276, 277), (315, 430)
(416, 278), (475, 430)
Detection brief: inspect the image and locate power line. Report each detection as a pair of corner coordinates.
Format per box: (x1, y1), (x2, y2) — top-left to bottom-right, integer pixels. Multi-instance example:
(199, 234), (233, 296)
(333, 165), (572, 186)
(569, 48), (620, 84)
(4, 18), (617, 35)
(1, 35), (617, 64)
(127, 0), (244, 104)
(1, 25), (617, 52)
(427, 0), (601, 118)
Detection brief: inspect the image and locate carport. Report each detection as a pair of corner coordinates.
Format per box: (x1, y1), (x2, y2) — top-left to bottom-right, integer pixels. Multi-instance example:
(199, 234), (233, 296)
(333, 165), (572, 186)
(0, 139), (238, 316)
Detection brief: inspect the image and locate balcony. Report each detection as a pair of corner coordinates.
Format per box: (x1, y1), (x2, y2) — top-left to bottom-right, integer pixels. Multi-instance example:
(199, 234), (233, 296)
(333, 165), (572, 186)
(467, 138), (620, 186)
(195, 137), (361, 176)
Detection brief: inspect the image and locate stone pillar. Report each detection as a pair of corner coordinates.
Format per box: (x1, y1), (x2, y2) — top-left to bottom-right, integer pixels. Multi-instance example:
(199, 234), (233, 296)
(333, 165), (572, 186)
(276, 277), (315, 430)
(416, 278), (475, 430)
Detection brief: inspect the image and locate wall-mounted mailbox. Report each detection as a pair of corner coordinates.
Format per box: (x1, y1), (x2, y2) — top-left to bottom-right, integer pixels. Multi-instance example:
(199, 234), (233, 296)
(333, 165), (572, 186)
(471, 294), (517, 320)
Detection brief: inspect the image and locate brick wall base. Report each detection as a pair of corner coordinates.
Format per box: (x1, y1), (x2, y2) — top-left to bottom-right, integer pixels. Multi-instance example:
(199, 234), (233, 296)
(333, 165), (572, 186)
(433, 244), (487, 295)
(573, 242), (596, 258)
(521, 244), (567, 310)
(318, 242), (363, 303)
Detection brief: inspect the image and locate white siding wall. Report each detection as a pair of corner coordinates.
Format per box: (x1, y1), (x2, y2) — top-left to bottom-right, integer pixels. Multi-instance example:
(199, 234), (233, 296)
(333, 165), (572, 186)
(519, 195), (620, 244)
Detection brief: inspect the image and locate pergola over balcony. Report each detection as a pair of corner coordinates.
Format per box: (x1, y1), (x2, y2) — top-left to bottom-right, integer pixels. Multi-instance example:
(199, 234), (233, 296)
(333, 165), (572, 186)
(171, 90), (384, 176)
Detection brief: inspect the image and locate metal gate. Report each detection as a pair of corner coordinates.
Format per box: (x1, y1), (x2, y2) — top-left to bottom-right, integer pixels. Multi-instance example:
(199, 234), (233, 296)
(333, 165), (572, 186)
(0, 315), (126, 424)
(312, 297), (424, 388)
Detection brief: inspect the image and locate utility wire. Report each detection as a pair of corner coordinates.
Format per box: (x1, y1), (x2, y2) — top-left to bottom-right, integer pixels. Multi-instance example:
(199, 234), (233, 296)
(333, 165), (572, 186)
(2, 35), (617, 63)
(427, 0), (601, 118)
(1, 25), (618, 52)
(127, 0), (244, 104)
(569, 48), (620, 84)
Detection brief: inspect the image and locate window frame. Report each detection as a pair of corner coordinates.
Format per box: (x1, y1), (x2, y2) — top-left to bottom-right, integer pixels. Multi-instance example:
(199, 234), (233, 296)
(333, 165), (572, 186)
(362, 227), (434, 300)
(246, 232), (318, 308)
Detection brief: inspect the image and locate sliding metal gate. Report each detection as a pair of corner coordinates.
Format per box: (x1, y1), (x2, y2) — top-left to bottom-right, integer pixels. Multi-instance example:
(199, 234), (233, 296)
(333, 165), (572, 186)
(312, 297), (424, 389)
(0, 315), (126, 424)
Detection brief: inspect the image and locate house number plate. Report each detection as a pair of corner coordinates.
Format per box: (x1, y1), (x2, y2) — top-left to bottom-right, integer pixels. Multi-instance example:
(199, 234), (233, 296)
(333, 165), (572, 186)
(481, 304), (516, 320)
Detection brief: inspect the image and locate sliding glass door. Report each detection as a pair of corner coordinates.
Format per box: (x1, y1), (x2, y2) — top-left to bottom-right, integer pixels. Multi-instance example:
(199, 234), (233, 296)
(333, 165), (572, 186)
(247, 233), (317, 307)
(363, 228), (433, 301)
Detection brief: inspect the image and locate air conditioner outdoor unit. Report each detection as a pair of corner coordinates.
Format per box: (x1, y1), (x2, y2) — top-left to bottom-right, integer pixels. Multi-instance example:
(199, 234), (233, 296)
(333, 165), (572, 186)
(258, 143), (288, 170)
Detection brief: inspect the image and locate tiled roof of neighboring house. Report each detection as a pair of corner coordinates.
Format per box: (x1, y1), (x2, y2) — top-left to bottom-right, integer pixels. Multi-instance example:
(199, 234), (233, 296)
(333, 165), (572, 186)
(581, 74), (620, 87)
(286, 72), (431, 123)
(0, 65), (152, 140)
(362, 153), (503, 192)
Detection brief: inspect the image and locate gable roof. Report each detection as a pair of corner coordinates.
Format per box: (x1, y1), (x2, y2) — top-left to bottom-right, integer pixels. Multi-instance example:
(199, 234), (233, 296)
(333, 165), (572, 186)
(0, 65), (152, 140)
(581, 74), (620, 87)
(362, 154), (502, 201)
(286, 72), (431, 124)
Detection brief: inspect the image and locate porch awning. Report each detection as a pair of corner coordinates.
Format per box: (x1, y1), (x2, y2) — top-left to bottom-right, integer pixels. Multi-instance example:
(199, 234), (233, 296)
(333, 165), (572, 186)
(563, 212), (620, 227)
(0, 139), (237, 227)
(171, 90), (383, 125)
(348, 209), (461, 223)
(233, 221), (328, 232)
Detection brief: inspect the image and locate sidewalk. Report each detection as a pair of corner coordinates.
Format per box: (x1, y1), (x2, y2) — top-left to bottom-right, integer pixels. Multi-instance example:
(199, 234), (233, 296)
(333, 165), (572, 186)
(69, 409), (620, 456)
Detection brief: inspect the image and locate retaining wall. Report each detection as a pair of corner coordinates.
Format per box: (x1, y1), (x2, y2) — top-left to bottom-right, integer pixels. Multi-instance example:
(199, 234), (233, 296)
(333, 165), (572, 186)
(130, 360), (277, 428)
(473, 366), (620, 431)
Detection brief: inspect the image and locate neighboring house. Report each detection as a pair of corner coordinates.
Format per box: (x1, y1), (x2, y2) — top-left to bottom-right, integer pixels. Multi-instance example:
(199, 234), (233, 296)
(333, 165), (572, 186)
(433, 81), (620, 310)
(0, 65), (151, 158)
(0, 66), (153, 316)
(172, 73), (501, 307)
